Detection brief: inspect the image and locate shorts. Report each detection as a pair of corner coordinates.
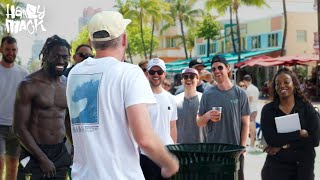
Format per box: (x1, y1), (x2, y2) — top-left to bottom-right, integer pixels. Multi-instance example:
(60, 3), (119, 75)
(250, 111), (257, 122)
(17, 138), (71, 180)
(0, 125), (20, 157)
(140, 154), (169, 180)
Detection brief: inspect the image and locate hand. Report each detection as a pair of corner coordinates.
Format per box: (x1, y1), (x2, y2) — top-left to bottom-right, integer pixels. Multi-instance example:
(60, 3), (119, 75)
(209, 110), (221, 122)
(264, 146), (281, 156)
(200, 69), (214, 83)
(161, 155), (179, 178)
(300, 129), (309, 138)
(39, 157), (56, 178)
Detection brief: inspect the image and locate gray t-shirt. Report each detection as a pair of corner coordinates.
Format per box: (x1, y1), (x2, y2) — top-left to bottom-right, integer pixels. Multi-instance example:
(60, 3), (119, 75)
(198, 85), (250, 145)
(175, 92), (205, 143)
(0, 64), (28, 125)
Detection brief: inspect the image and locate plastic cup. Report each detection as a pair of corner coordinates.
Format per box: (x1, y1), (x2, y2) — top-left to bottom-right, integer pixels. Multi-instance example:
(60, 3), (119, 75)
(212, 107), (222, 121)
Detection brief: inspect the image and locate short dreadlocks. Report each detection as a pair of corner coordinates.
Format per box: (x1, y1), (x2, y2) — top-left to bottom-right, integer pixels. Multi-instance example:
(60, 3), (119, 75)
(39, 35), (71, 66)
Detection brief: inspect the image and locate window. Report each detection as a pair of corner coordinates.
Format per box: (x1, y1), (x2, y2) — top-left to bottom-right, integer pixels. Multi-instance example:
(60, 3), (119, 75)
(242, 37), (246, 50)
(268, 33), (279, 47)
(209, 43), (216, 54)
(166, 37), (176, 48)
(220, 41), (225, 53)
(199, 45), (205, 55)
(251, 36), (261, 49)
(297, 30), (307, 42)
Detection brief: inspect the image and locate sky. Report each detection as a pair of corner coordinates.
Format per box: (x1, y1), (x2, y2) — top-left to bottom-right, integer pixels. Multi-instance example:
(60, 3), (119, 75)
(4, 0), (316, 66)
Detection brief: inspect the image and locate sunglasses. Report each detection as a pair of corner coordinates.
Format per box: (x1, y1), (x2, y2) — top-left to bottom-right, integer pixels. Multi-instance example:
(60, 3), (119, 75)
(163, 83), (171, 87)
(77, 52), (94, 59)
(142, 68), (147, 72)
(239, 85), (246, 88)
(211, 65), (224, 72)
(148, 70), (164, 75)
(182, 74), (196, 80)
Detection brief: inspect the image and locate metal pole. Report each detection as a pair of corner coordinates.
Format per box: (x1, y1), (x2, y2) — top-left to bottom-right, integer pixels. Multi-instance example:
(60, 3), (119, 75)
(317, 0), (320, 98)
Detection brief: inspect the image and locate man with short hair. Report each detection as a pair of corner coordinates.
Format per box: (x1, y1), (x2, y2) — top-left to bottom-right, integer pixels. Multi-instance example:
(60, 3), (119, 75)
(63, 44), (93, 77)
(0, 36), (28, 180)
(175, 58), (213, 95)
(175, 68), (205, 143)
(197, 55), (250, 180)
(14, 35), (72, 179)
(243, 74), (260, 152)
(66, 11), (179, 179)
(141, 58), (178, 179)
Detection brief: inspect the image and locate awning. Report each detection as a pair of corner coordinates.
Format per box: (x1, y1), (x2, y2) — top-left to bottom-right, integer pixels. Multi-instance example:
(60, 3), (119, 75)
(165, 47), (281, 73)
(235, 54), (319, 68)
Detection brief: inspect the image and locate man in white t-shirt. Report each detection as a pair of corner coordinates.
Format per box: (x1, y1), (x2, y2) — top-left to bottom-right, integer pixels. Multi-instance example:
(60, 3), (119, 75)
(140, 58), (178, 180)
(66, 11), (178, 180)
(243, 74), (260, 152)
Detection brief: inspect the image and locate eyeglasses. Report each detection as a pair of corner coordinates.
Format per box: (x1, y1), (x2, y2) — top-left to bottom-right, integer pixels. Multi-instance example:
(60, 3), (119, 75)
(211, 65), (224, 72)
(148, 70), (164, 75)
(77, 52), (94, 59)
(182, 74), (196, 80)
(142, 68), (147, 72)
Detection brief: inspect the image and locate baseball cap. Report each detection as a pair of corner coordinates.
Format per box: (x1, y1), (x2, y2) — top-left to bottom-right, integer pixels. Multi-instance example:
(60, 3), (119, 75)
(147, 58), (166, 71)
(88, 11), (131, 41)
(189, 58), (206, 68)
(182, 68), (199, 76)
(211, 55), (229, 67)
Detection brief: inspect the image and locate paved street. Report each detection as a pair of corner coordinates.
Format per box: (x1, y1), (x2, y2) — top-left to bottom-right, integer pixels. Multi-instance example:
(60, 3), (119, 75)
(244, 99), (320, 180)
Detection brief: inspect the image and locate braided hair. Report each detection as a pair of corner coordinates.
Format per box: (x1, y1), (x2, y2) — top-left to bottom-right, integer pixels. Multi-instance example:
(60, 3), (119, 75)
(39, 35), (71, 66)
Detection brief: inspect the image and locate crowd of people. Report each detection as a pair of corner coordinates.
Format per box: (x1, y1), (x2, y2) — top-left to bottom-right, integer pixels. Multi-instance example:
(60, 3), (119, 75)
(0, 10), (319, 180)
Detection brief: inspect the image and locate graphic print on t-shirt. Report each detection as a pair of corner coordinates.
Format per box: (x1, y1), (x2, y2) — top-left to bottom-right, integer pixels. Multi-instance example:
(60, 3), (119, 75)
(68, 73), (102, 125)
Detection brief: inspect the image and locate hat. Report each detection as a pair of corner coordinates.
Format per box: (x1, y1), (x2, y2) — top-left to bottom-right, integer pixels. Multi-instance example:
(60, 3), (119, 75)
(147, 58), (166, 71)
(88, 11), (131, 41)
(243, 74), (252, 82)
(211, 55), (228, 67)
(189, 58), (206, 68)
(182, 68), (199, 76)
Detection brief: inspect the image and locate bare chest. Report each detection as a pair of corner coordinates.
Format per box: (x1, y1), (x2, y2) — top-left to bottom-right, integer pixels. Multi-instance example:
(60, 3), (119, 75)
(33, 82), (67, 109)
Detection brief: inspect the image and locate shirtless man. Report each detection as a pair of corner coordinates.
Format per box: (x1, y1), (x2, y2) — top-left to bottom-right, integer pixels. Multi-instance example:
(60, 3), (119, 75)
(13, 35), (72, 179)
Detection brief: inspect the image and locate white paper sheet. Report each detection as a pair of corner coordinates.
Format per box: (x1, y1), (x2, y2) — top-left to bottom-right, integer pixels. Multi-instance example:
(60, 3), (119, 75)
(275, 113), (301, 133)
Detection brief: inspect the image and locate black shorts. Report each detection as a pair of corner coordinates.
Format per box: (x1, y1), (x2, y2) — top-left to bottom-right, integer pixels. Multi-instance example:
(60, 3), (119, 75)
(140, 154), (169, 180)
(17, 139), (71, 180)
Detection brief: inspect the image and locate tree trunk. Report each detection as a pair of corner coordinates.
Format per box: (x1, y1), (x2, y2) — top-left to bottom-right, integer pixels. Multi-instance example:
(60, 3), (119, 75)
(140, 10), (147, 59)
(235, 9), (241, 63)
(127, 43), (133, 64)
(281, 0), (287, 56)
(230, 6), (237, 53)
(189, 50), (192, 58)
(179, 18), (188, 59)
(149, 20), (155, 59)
(207, 38), (210, 57)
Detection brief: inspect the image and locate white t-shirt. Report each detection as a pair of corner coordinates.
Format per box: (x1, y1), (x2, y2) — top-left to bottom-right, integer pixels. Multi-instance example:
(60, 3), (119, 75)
(245, 83), (259, 112)
(66, 57), (155, 180)
(148, 91), (178, 145)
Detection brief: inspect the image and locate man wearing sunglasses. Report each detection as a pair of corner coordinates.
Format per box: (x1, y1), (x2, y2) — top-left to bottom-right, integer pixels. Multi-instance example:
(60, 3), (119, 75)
(175, 68), (206, 143)
(63, 44), (93, 77)
(140, 58), (178, 180)
(197, 55), (250, 180)
(175, 58), (213, 95)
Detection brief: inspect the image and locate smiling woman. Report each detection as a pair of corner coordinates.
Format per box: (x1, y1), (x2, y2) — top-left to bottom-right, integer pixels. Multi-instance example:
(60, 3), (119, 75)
(260, 67), (320, 180)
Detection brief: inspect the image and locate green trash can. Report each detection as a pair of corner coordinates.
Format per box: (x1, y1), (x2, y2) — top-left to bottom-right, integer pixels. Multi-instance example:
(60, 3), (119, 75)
(166, 143), (245, 180)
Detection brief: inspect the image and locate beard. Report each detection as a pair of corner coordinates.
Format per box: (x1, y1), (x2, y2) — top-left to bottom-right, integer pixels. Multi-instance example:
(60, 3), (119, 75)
(44, 63), (67, 77)
(2, 55), (16, 64)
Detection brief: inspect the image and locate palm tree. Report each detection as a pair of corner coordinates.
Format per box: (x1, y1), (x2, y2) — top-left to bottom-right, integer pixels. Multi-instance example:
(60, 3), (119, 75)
(281, 0), (287, 56)
(148, 0), (173, 59)
(164, 0), (204, 59)
(206, 0), (268, 62)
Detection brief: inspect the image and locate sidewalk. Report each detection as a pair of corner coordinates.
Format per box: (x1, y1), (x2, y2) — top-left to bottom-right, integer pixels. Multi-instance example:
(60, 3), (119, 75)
(244, 99), (320, 180)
